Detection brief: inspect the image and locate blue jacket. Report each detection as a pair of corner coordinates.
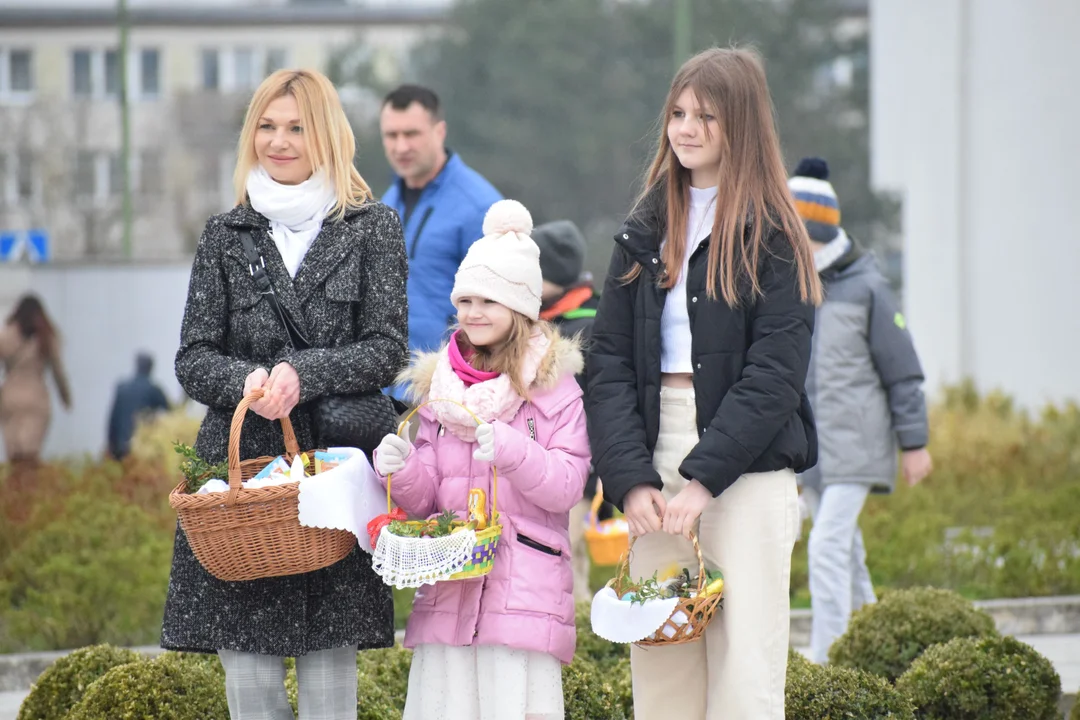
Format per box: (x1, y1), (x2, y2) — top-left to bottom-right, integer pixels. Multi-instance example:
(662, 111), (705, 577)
(382, 152), (502, 356)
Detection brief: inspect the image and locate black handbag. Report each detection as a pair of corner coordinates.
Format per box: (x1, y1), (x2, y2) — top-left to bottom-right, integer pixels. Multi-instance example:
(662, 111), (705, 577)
(238, 230), (403, 452)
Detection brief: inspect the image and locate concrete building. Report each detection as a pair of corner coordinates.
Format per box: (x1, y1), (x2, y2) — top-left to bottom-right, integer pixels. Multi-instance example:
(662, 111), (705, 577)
(870, 0), (1080, 406)
(0, 0), (449, 460)
(0, 0), (448, 261)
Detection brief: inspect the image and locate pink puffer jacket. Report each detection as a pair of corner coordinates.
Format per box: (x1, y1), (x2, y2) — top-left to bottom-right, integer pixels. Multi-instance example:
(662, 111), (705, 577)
(378, 332), (590, 664)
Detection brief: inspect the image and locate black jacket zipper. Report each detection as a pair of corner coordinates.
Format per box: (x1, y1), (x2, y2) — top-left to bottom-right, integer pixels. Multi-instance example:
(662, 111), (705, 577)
(516, 533), (562, 556)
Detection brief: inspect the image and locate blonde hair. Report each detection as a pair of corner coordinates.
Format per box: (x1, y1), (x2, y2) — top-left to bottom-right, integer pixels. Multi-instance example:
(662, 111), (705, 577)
(233, 69), (373, 219)
(630, 47), (821, 307)
(455, 314), (554, 399)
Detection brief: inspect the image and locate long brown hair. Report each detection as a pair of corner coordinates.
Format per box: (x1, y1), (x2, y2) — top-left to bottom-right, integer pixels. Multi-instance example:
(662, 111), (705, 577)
(234, 69), (373, 219)
(455, 315), (554, 399)
(7, 294), (58, 360)
(631, 47), (821, 307)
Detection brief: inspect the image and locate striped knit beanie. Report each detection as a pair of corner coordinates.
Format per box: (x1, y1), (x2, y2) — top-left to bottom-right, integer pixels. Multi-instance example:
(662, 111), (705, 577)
(788, 157), (840, 242)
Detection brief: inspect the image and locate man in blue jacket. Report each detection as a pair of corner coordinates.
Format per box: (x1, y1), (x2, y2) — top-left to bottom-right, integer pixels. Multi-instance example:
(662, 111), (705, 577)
(107, 352), (170, 459)
(380, 85), (502, 364)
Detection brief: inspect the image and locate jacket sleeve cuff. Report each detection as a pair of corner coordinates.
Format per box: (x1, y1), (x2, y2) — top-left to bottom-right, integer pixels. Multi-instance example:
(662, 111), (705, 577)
(896, 425), (929, 451)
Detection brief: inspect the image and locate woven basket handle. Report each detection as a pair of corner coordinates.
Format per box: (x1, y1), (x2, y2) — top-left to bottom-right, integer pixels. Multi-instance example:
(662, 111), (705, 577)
(619, 529), (708, 595)
(227, 388), (300, 505)
(587, 480), (606, 528)
(386, 399), (498, 521)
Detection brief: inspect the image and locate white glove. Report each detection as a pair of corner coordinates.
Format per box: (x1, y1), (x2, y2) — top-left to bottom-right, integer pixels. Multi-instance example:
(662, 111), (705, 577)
(473, 423), (495, 462)
(375, 425), (412, 476)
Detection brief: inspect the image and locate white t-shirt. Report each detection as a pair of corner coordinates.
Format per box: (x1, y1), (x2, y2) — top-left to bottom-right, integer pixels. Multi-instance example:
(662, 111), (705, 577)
(661, 185), (718, 373)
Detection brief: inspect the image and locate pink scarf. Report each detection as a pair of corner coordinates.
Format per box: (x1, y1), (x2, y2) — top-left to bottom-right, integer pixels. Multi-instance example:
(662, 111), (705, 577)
(426, 330), (550, 441)
(447, 331), (500, 387)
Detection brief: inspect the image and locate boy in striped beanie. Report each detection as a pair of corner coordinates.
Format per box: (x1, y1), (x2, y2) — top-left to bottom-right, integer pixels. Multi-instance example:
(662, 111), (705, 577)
(789, 156), (933, 666)
(788, 156), (841, 243)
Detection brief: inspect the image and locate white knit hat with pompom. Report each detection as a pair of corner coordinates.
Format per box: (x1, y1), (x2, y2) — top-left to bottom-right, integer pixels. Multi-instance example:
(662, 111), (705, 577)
(450, 199), (543, 320)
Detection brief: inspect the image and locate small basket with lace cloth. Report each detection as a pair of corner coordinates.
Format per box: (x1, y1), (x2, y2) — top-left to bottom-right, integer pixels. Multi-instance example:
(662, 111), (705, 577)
(371, 399), (502, 589)
(590, 530), (723, 647)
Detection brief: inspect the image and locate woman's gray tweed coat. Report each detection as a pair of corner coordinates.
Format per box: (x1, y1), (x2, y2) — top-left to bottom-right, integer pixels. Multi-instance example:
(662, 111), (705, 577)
(161, 200), (408, 656)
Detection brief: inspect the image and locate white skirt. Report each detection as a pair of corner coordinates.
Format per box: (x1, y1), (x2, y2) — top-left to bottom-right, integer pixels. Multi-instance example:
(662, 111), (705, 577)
(402, 643), (564, 720)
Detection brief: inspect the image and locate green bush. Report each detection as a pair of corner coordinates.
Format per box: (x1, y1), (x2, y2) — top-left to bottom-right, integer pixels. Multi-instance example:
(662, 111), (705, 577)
(828, 587), (998, 681)
(786, 384), (1080, 604)
(896, 635), (1061, 720)
(1070, 692), (1080, 720)
(563, 656), (629, 720)
(0, 492), (172, 652)
(357, 645), (411, 711)
(161, 651), (225, 680)
(66, 653), (228, 720)
(573, 601), (629, 671)
(785, 658), (915, 719)
(16, 644), (142, 720)
(356, 671), (401, 720)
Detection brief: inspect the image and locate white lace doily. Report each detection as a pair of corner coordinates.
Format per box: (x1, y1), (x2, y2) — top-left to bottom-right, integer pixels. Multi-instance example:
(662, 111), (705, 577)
(371, 525), (477, 589)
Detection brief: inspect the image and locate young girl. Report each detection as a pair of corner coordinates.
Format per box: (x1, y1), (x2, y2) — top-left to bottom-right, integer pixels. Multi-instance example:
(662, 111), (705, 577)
(586, 48), (822, 719)
(374, 199), (591, 720)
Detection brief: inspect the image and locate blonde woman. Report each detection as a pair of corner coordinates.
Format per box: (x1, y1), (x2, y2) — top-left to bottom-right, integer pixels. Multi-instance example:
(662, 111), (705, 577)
(161, 69), (408, 719)
(586, 48), (822, 719)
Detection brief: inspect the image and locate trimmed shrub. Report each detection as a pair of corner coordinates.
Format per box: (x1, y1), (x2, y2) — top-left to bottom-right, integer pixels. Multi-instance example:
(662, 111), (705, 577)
(356, 671), (401, 720)
(0, 492), (172, 652)
(785, 658), (915, 719)
(357, 645), (412, 711)
(828, 587), (998, 681)
(16, 644), (142, 720)
(563, 656), (628, 720)
(573, 601), (629, 671)
(897, 635), (1061, 720)
(1069, 692), (1080, 720)
(66, 653), (228, 720)
(161, 650), (225, 680)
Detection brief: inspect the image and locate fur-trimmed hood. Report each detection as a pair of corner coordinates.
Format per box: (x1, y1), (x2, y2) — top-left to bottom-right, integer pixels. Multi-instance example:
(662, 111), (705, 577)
(396, 326), (583, 406)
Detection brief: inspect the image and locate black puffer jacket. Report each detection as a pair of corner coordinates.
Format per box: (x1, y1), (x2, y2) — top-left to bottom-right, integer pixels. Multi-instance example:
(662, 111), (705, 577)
(586, 198), (818, 510)
(161, 201), (407, 656)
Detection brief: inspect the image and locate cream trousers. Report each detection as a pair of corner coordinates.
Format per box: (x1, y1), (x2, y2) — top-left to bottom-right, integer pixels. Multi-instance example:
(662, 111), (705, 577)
(628, 386), (799, 720)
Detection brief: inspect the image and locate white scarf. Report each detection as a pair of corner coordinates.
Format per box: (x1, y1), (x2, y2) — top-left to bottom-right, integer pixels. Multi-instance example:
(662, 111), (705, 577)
(814, 228), (852, 272)
(246, 166), (337, 278)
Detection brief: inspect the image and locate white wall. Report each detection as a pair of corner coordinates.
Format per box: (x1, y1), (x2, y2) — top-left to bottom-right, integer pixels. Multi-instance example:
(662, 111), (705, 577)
(0, 264), (192, 460)
(870, 0), (1080, 407)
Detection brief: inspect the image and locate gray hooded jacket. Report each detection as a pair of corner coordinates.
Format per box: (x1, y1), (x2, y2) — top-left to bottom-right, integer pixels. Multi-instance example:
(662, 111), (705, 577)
(801, 236), (928, 494)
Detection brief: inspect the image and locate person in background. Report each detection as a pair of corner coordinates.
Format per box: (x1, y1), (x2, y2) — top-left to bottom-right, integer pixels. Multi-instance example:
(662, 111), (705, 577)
(0, 294), (72, 470)
(788, 156), (933, 664)
(533, 219), (610, 602)
(379, 84), (503, 361)
(107, 352), (170, 460)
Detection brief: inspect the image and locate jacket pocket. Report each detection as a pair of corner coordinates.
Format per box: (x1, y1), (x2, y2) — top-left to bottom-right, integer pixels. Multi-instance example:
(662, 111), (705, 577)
(325, 273), (362, 303)
(516, 533), (562, 557)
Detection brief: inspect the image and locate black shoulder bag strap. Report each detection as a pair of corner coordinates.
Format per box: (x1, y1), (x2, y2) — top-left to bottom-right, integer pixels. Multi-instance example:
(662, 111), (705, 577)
(238, 230), (312, 352)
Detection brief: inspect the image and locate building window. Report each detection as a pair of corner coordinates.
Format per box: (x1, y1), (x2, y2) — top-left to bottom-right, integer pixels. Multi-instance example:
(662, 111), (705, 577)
(0, 150), (36, 205)
(140, 49), (160, 97)
(201, 48), (285, 93)
(266, 48), (288, 75)
(108, 153), (124, 196)
(201, 48), (220, 91)
(72, 49), (93, 97)
(104, 49), (121, 97)
(71, 48), (160, 100)
(234, 48), (257, 91)
(2, 49), (33, 99)
(74, 151), (97, 201)
(139, 150), (163, 195)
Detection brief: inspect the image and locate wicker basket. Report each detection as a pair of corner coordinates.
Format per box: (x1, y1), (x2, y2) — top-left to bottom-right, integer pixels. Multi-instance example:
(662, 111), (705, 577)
(610, 531), (723, 646)
(168, 389), (357, 582)
(584, 483), (629, 566)
(377, 399), (502, 584)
